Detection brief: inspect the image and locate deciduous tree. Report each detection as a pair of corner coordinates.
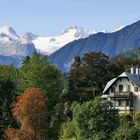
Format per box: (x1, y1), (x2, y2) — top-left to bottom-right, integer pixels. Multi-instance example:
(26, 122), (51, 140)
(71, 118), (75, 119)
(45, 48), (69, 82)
(17, 52), (64, 139)
(68, 52), (112, 103)
(73, 98), (119, 140)
(6, 88), (47, 140)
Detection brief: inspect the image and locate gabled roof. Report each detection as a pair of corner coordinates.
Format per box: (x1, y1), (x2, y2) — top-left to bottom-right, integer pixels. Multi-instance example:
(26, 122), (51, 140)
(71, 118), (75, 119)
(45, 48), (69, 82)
(103, 72), (140, 93)
(103, 78), (116, 93)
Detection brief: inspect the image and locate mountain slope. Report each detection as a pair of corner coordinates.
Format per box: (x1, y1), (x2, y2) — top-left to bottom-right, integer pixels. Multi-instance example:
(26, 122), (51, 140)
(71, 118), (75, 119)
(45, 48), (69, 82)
(0, 26), (19, 39)
(0, 25), (94, 66)
(0, 26), (35, 66)
(113, 47), (140, 61)
(30, 26), (95, 55)
(49, 20), (140, 72)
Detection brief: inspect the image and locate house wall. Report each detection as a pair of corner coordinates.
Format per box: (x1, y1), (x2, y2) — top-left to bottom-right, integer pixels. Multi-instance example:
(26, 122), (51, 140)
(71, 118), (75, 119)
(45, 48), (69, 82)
(108, 77), (140, 112)
(108, 78), (139, 94)
(134, 96), (140, 112)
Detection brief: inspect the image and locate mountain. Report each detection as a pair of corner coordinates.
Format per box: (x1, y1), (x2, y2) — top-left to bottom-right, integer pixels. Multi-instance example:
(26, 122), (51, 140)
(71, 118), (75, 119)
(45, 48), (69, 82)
(0, 26), (35, 66)
(0, 26), (19, 39)
(0, 25), (94, 66)
(0, 55), (24, 67)
(0, 21), (140, 70)
(22, 32), (38, 41)
(49, 20), (140, 72)
(30, 26), (95, 55)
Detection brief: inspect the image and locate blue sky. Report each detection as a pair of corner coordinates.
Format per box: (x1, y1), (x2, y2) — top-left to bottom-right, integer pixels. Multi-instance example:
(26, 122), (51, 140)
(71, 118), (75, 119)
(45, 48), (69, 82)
(0, 0), (140, 36)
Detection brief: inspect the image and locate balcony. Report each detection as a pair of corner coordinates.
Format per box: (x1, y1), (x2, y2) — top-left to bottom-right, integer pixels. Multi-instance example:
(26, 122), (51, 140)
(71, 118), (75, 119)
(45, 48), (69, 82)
(109, 91), (134, 98)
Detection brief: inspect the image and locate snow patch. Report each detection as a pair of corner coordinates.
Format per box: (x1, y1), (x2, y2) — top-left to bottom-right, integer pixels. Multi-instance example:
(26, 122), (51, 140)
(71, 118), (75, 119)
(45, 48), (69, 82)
(0, 26), (19, 39)
(32, 25), (95, 55)
(113, 26), (124, 32)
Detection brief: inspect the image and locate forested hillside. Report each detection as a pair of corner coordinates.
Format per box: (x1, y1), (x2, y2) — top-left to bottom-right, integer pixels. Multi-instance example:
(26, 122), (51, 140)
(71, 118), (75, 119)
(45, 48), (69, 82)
(114, 47), (140, 61)
(1, 52), (140, 139)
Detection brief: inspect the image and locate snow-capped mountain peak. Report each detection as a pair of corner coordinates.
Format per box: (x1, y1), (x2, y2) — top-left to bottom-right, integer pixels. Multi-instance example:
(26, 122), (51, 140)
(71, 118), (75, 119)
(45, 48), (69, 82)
(62, 25), (81, 35)
(32, 25), (95, 55)
(0, 26), (19, 39)
(62, 25), (94, 38)
(22, 32), (38, 41)
(0, 25), (35, 59)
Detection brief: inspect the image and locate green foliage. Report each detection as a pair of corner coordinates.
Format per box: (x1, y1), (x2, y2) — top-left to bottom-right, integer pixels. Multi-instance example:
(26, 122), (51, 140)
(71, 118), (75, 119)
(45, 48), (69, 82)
(113, 127), (140, 140)
(68, 52), (112, 103)
(73, 97), (119, 140)
(2, 50), (140, 139)
(135, 112), (140, 127)
(17, 52), (64, 139)
(114, 47), (140, 61)
(59, 120), (77, 140)
(112, 113), (140, 140)
(112, 47), (140, 74)
(0, 65), (17, 139)
(119, 113), (133, 129)
(17, 52), (64, 107)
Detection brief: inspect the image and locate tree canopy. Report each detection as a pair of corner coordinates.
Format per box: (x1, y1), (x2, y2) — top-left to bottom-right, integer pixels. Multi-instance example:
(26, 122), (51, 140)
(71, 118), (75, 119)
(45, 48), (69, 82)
(0, 65), (17, 139)
(73, 98), (119, 140)
(68, 52), (112, 103)
(6, 88), (47, 140)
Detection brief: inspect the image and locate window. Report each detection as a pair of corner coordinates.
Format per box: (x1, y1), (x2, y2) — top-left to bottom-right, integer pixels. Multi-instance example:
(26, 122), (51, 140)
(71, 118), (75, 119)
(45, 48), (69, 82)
(118, 100), (129, 107)
(111, 87), (113, 93)
(134, 87), (138, 92)
(119, 85), (123, 92)
(128, 85), (131, 91)
(130, 100), (134, 107)
(111, 87), (115, 93)
(126, 100), (129, 106)
(114, 101), (119, 106)
(118, 100), (125, 106)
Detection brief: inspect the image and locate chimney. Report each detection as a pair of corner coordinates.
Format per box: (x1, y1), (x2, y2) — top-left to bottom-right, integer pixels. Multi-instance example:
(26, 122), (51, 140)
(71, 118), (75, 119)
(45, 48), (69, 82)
(131, 67), (134, 74)
(136, 68), (139, 75)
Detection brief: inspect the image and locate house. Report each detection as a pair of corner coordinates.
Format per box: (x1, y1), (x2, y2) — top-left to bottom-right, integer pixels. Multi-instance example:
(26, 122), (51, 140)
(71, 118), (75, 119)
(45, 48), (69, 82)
(102, 67), (140, 114)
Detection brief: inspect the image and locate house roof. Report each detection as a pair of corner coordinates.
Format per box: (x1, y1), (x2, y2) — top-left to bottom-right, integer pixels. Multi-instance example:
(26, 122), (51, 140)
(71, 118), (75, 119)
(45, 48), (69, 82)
(103, 72), (140, 93)
(103, 78), (116, 93)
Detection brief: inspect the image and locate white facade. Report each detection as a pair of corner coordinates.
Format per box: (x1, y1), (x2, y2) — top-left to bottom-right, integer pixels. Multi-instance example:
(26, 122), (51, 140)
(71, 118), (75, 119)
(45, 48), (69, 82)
(103, 69), (140, 113)
(108, 78), (139, 93)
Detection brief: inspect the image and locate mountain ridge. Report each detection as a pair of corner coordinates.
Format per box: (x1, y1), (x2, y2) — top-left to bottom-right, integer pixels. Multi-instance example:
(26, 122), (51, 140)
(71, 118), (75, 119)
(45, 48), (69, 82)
(0, 20), (140, 70)
(49, 20), (140, 72)
(31, 25), (95, 55)
(0, 26), (35, 66)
